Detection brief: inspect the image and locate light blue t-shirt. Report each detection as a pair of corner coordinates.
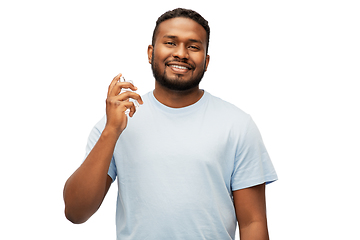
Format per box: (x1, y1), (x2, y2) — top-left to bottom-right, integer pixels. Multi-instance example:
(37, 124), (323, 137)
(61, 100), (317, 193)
(85, 91), (277, 240)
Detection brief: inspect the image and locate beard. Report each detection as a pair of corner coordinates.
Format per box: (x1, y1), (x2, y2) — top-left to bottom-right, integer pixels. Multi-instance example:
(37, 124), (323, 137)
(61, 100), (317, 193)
(151, 51), (206, 91)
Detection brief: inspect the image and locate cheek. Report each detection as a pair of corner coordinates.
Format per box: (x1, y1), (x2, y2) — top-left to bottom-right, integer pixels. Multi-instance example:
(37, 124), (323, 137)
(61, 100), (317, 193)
(154, 46), (171, 59)
(193, 56), (207, 69)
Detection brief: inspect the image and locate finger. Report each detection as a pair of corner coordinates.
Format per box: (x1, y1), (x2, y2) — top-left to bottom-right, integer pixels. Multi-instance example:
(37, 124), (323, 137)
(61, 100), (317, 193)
(108, 73), (122, 97)
(122, 101), (137, 117)
(128, 102), (137, 118)
(109, 81), (139, 97)
(115, 91), (143, 104)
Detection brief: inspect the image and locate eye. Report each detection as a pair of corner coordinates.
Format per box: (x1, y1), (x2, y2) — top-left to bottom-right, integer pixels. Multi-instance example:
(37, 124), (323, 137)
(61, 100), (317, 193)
(189, 45), (200, 51)
(165, 41), (176, 46)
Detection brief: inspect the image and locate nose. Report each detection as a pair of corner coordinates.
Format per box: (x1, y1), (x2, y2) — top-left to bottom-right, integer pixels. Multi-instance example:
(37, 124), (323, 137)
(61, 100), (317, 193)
(172, 44), (189, 60)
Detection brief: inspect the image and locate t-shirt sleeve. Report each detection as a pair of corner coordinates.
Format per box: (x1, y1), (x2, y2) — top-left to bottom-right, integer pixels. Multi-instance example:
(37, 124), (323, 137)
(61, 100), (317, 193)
(84, 117), (117, 182)
(231, 116), (277, 191)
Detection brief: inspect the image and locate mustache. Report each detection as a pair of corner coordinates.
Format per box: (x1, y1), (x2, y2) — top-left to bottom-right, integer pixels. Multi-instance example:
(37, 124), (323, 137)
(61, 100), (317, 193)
(165, 59), (195, 69)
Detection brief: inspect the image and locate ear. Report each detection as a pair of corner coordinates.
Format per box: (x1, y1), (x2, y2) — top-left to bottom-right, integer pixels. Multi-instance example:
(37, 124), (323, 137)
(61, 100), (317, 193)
(205, 55), (210, 71)
(147, 45), (153, 64)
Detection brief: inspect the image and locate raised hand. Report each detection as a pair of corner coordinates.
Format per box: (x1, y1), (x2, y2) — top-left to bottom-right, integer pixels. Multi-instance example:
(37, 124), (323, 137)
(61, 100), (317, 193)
(105, 73), (143, 136)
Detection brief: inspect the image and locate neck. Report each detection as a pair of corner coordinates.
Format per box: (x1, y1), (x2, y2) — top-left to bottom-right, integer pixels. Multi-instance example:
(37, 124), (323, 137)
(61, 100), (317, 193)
(153, 82), (204, 108)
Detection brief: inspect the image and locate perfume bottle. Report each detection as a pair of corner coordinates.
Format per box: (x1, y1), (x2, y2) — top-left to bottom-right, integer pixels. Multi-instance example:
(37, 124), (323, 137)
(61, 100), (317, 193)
(119, 76), (140, 114)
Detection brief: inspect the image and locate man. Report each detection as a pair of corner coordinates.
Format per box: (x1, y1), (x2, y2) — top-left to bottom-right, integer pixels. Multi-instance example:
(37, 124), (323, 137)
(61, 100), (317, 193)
(63, 8), (277, 240)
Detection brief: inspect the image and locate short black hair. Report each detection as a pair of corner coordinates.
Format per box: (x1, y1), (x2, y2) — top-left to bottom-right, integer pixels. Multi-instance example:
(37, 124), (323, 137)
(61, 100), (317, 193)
(151, 8), (210, 54)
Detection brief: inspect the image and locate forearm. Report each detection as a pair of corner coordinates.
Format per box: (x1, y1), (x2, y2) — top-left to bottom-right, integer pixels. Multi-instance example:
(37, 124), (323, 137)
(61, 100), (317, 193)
(239, 220), (269, 240)
(63, 127), (119, 223)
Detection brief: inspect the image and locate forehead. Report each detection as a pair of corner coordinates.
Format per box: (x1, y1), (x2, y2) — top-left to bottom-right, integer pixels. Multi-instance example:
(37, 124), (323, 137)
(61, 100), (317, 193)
(155, 17), (207, 44)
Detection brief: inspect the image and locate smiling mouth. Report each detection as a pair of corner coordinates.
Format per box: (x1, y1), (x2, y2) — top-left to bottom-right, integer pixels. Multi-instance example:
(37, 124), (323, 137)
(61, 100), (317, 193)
(167, 64), (192, 74)
(165, 59), (194, 70)
(168, 65), (190, 70)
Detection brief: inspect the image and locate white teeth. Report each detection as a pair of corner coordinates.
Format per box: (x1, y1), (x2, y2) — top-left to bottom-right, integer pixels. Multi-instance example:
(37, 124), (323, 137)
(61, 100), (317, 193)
(170, 65), (188, 70)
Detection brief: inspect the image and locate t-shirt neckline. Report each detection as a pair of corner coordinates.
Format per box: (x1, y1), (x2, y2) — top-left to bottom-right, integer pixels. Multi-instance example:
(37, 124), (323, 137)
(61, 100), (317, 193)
(149, 90), (209, 115)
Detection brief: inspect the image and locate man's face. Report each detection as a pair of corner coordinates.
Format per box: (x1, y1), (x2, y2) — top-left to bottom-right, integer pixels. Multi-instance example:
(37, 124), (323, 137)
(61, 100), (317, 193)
(148, 17), (210, 91)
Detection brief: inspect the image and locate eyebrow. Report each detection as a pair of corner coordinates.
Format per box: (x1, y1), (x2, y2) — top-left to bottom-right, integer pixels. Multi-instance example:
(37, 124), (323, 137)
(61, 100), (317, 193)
(163, 35), (203, 44)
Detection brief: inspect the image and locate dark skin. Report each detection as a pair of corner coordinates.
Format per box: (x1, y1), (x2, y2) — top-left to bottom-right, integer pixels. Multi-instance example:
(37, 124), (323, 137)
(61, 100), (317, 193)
(63, 75), (143, 223)
(147, 17), (209, 108)
(63, 17), (269, 239)
(233, 183), (269, 240)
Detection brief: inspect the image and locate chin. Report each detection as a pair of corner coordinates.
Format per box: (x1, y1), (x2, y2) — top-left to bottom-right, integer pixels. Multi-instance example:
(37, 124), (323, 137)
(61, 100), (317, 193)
(156, 74), (203, 91)
(151, 60), (205, 91)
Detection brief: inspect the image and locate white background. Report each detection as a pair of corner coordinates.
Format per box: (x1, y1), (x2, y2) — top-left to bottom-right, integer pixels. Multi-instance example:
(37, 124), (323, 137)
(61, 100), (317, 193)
(1, 0), (359, 239)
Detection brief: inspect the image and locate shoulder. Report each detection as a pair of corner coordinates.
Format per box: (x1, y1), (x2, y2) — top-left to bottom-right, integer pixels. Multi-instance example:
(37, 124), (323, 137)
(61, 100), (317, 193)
(205, 91), (251, 123)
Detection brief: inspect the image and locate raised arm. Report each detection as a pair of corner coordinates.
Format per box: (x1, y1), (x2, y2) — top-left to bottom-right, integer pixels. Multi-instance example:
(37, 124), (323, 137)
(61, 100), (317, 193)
(63, 73), (143, 224)
(233, 183), (269, 240)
